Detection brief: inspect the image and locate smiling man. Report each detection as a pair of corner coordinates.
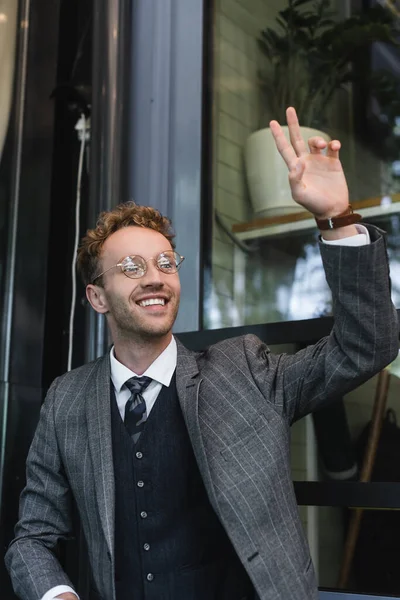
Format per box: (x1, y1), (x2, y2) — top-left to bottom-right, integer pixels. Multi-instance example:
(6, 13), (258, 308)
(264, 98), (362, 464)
(5, 108), (399, 600)
(87, 224), (182, 376)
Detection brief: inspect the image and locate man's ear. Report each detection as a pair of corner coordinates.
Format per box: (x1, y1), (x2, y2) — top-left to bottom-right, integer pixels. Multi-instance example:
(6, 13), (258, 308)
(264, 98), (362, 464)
(86, 284), (109, 314)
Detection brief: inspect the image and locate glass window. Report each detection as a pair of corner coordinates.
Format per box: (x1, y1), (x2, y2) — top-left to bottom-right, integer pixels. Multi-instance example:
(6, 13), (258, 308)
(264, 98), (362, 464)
(205, 0), (400, 328)
(301, 504), (400, 595)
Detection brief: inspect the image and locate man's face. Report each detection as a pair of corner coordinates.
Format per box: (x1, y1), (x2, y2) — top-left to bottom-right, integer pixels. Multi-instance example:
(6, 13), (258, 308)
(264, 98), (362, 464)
(91, 226), (181, 342)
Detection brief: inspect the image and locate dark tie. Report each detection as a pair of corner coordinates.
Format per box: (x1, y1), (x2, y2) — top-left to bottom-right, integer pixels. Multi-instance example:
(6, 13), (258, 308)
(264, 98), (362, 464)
(124, 376), (152, 444)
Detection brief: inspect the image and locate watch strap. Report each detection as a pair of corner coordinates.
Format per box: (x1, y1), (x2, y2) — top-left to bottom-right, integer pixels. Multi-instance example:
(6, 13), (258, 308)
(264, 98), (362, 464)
(315, 205), (362, 230)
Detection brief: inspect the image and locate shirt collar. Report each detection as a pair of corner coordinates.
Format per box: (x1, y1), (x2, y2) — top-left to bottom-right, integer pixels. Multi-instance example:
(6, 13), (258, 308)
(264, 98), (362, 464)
(110, 336), (177, 393)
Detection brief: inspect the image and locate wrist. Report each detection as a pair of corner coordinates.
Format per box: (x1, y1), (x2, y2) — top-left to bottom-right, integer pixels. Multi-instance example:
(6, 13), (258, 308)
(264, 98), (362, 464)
(314, 203), (350, 219)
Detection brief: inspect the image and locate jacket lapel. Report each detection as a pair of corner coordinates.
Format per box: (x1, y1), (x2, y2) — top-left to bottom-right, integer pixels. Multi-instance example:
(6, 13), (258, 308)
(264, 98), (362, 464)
(175, 339), (220, 513)
(85, 353), (115, 560)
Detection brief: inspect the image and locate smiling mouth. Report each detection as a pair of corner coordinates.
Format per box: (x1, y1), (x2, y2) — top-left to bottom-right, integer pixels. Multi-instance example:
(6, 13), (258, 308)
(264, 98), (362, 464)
(137, 298), (167, 308)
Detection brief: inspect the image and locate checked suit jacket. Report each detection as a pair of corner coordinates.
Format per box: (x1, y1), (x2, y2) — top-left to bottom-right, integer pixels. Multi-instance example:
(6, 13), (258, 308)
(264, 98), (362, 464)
(5, 225), (399, 600)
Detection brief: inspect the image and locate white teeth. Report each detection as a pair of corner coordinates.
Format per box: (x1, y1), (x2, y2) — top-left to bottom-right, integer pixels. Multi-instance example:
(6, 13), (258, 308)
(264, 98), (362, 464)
(139, 298), (165, 307)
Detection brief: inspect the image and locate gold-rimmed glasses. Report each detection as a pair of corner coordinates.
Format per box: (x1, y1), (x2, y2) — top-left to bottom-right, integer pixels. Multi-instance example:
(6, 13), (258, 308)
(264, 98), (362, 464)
(91, 250), (185, 284)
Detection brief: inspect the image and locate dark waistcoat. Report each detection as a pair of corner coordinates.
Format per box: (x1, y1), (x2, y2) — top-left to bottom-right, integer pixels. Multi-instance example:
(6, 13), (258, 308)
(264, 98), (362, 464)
(111, 375), (254, 600)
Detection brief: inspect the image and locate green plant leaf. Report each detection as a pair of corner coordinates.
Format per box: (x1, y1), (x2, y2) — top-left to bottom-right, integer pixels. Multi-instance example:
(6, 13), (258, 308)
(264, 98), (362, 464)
(256, 0), (400, 127)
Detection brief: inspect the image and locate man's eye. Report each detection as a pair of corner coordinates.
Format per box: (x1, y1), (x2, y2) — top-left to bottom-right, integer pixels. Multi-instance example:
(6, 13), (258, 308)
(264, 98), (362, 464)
(124, 262), (141, 273)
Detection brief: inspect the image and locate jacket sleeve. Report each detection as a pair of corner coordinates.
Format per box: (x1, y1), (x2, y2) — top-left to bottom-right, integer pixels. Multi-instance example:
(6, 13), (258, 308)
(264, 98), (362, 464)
(5, 378), (77, 600)
(244, 224), (399, 424)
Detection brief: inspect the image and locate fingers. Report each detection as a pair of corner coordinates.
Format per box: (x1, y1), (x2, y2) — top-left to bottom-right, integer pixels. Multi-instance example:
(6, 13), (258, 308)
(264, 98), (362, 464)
(271, 107), (342, 166)
(286, 107), (308, 157)
(326, 139), (341, 159)
(269, 119), (298, 170)
(308, 136), (328, 154)
(308, 137), (341, 158)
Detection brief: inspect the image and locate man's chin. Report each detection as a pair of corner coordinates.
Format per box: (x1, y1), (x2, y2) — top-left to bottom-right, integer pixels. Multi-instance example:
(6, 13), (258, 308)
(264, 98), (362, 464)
(112, 306), (178, 340)
(136, 316), (176, 339)
(139, 307), (178, 334)
(136, 326), (173, 341)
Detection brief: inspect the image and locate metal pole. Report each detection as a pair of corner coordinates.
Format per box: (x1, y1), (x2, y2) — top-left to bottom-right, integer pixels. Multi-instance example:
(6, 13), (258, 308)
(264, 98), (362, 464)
(86, 0), (132, 362)
(0, 0), (30, 515)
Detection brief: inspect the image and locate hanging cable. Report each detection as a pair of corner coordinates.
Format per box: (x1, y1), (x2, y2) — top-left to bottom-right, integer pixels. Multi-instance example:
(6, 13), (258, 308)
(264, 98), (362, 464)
(67, 114), (89, 372)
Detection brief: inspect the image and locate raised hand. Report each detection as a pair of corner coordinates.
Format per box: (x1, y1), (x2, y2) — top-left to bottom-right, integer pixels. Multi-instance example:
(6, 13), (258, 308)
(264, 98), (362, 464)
(270, 107), (349, 219)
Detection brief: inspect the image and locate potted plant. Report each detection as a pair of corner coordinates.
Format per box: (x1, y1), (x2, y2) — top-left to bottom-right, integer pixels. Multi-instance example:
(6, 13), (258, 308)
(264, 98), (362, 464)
(245, 0), (398, 216)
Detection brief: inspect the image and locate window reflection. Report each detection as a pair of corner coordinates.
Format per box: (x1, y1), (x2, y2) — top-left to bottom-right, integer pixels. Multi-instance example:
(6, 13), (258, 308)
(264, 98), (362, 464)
(207, 0), (400, 328)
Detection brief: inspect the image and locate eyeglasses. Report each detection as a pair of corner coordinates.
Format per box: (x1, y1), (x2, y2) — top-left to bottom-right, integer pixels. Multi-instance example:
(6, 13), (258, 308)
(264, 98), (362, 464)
(92, 250), (185, 284)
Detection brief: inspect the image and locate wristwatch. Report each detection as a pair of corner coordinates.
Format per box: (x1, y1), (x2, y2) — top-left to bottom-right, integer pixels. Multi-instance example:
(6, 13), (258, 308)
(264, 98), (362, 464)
(315, 204), (362, 230)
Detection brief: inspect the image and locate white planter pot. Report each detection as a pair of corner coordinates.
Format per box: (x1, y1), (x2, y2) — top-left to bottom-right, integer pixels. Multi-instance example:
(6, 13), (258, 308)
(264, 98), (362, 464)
(244, 126), (331, 217)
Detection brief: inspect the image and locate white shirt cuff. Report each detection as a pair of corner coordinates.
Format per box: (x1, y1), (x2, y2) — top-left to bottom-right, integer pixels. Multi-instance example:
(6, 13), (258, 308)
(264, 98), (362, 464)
(41, 585), (79, 600)
(321, 224), (370, 246)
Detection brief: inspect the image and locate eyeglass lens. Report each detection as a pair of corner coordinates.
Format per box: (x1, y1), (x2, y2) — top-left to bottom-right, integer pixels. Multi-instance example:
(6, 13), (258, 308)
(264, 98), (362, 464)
(121, 251), (183, 279)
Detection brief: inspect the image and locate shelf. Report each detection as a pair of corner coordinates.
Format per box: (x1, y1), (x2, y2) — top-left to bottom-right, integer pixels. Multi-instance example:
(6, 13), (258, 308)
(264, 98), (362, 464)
(232, 195), (400, 241)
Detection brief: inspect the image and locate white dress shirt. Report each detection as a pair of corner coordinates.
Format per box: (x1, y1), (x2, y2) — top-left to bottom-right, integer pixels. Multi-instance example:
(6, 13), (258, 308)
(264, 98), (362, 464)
(41, 226), (370, 600)
(110, 336), (177, 420)
(321, 224), (370, 246)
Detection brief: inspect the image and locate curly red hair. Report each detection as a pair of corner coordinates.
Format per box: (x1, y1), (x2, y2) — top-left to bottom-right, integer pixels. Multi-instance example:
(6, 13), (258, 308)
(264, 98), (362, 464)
(77, 202), (176, 286)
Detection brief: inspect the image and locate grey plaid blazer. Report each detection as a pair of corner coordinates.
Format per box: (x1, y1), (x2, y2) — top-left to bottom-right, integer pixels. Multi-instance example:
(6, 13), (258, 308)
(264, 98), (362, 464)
(5, 226), (399, 600)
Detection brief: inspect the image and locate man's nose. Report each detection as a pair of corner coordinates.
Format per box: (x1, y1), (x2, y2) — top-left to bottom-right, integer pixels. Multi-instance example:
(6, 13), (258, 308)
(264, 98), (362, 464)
(141, 260), (164, 286)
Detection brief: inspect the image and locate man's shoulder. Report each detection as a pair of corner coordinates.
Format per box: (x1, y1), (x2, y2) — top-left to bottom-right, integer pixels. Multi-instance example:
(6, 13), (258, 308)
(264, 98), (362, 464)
(197, 334), (264, 365)
(51, 354), (108, 393)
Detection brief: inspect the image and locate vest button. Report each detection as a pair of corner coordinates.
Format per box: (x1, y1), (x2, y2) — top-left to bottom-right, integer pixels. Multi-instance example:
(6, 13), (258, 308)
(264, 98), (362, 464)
(140, 511), (148, 519)
(137, 480), (144, 488)
(146, 573), (154, 582)
(136, 451), (143, 459)
(143, 543), (150, 551)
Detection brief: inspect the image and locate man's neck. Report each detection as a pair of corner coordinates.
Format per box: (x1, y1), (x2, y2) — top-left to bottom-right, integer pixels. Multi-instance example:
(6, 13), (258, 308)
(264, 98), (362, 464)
(113, 334), (172, 375)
